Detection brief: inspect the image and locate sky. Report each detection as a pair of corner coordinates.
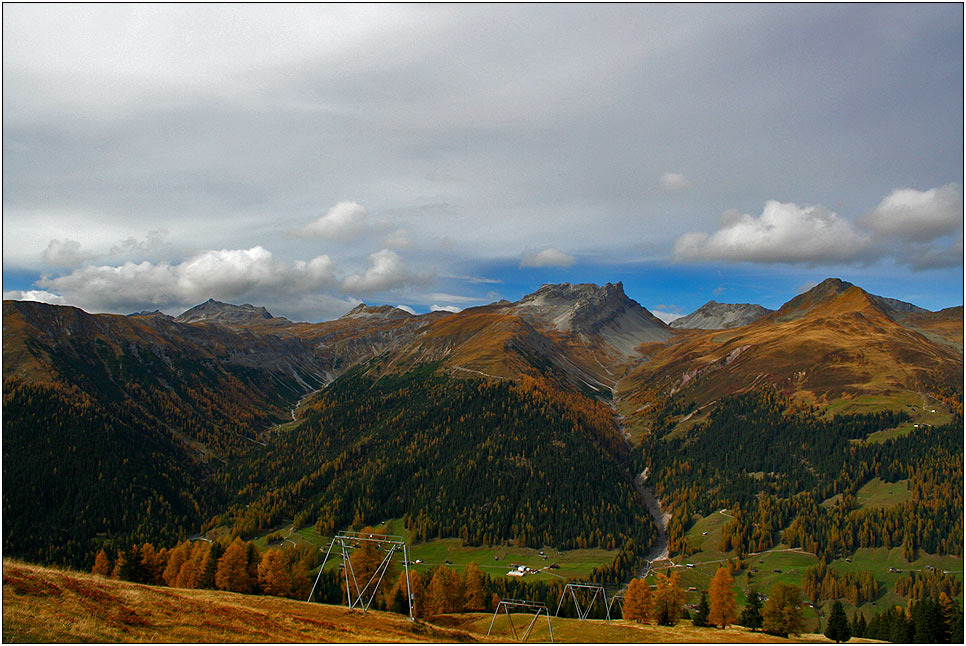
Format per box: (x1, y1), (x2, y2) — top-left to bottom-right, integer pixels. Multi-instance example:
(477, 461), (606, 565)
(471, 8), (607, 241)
(3, 4), (963, 323)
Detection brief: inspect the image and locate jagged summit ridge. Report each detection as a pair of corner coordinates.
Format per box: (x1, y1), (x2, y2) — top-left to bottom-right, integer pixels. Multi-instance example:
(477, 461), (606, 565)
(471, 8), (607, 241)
(175, 299), (274, 324)
(507, 281), (671, 355)
(671, 301), (773, 330)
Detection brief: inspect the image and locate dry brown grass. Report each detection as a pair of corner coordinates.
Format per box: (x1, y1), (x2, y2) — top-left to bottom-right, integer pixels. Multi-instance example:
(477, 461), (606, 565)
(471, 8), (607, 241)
(2, 559), (482, 643)
(3, 560), (886, 643)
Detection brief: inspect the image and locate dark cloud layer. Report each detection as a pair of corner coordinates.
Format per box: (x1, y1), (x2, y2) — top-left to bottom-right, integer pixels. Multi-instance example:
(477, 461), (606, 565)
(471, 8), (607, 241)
(3, 4), (962, 319)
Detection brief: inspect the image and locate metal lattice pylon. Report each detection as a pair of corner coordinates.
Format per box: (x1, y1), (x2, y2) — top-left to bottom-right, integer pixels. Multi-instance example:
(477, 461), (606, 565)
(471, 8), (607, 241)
(487, 598), (554, 643)
(307, 531), (414, 621)
(607, 591), (625, 618)
(554, 582), (611, 621)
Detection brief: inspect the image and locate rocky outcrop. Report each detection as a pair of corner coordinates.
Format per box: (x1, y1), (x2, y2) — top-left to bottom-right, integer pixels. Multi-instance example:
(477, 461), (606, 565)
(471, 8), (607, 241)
(505, 282), (672, 356)
(671, 301), (772, 330)
(175, 299), (278, 325)
(339, 303), (413, 321)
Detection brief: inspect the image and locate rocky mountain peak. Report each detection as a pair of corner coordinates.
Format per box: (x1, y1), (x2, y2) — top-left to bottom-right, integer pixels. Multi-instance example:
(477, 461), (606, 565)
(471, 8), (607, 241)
(775, 277), (926, 322)
(339, 303), (413, 321)
(175, 299), (274, 325)
(671, 301), (773, 330)
(508, 281), (671, 355)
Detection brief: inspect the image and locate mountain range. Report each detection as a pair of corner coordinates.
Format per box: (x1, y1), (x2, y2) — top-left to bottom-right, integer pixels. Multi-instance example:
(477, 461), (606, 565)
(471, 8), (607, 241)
(2, 277), (962, 571)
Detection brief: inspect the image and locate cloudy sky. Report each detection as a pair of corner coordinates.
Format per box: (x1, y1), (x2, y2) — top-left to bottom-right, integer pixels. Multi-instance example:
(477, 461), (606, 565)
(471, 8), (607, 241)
(3, 4), (963, 322)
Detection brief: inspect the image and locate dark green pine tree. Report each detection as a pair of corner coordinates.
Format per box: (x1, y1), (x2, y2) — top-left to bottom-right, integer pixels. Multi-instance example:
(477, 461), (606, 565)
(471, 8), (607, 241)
(738, 589), (763, 631)
(912, 596), (946, 643)
(117, 544), (147, 583)
(824, 600), (852, 643)
(849, 612), (866, 639)
(692, 591), (710, 627)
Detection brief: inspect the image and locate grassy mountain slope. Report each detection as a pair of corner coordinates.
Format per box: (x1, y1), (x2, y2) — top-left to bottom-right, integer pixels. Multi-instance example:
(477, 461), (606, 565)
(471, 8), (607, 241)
(1, 559), (479, 643)
(2, 559), (849, 643)
(617, 280), (962, 410)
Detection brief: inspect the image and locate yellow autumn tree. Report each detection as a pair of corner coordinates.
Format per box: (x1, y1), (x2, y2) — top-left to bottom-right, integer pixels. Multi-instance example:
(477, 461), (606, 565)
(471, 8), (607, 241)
(708, 565), (738, 628)
(176, 543), (207, 589)
(463, 563), (487, 611)
(139, 543), (162, 585)
(92, 549), (112, 577)
(215, 537), (254, 593)
(425, 567), (463, 615)
(162, 542), (190, 587)
(623, 578), (651, 623)
(650, 571), (685, 626)
(258, 549), (291, 597)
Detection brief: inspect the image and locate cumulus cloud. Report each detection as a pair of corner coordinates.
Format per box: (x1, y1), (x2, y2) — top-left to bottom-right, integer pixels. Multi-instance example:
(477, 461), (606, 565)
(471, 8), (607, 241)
(860, 184), (963, 242)
(2, 289), (67, 305)
(303, 201), (370, 240)
(519, 247), (576, 268)
(109, 230), (171, 259)
(340, 248), (433, 294)
(659, 172), (691, 191)
(395, 304), (417, 315)
(36, 246), (338, 314)
(430, 304), (462, 313)
(42, 239), (92, 268)
(673, 200), (873, 264)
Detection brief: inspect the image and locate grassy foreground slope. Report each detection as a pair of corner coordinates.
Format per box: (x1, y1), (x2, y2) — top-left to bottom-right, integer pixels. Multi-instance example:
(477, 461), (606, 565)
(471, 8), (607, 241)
(1, 560), (479, 643)
(3, 560), (864, 644)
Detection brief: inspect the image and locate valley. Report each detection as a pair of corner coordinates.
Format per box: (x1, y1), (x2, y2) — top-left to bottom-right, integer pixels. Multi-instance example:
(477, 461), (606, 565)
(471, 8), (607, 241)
(2, 277), (963, 641)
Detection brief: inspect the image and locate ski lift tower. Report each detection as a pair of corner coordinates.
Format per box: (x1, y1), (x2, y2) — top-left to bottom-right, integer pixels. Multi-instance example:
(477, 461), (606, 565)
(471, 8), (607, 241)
(554, 582), (612, 621)
(307, 531), (414, 621)
(487, 598), (554, 643)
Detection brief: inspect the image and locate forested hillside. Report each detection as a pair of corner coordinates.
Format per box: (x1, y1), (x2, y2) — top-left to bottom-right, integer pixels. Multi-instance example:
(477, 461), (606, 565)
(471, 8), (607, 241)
(2, 301), (328, 567)
(2, 379), (215, 565)
(637, 388), (963, 560)
(217, 362), (656, 582)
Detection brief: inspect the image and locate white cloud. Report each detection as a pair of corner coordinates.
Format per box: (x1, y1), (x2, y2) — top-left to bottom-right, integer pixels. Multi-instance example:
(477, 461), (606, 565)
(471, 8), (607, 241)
(520, 247), (576, 268)
(340, 248), (433, 294)
(303, 201), (370, 240)
(109, 230), (171, 259)
(41, 239), (92, 268)
(674, 200), (873, 264)
(2, 289), (67, 305)
(659, 172), (691, 191)
(860, 184), (963, 242)
(431, 304), (462, 313)
(395, 304), (417, 315)
(651, 309), (683, 324)
(36, 246), (338, 314)
(426, 292), (486, 303)
(384, 229), (414, 249)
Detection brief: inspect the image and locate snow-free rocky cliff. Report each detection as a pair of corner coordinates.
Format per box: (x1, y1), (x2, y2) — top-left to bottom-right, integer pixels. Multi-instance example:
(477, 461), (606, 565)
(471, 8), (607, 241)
(670, 301), (773, 330)
(504, 282), (672, 356)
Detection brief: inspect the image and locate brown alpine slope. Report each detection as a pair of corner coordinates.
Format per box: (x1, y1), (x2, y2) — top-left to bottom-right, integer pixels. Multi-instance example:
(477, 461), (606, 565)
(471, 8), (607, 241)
(3, 560), (856, 644)
(1, 560), (481, 643)
(618, 279), (963, 409)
